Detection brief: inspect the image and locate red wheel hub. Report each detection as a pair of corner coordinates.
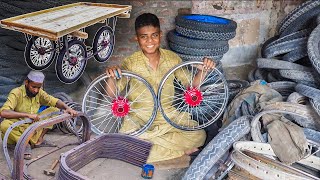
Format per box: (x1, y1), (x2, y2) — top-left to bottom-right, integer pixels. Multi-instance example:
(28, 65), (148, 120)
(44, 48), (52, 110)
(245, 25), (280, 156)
(69, 57), (78, 66)
(111, 97), (130, 117)
(184, 87), (203, 107)
(38, 47), (46, 55)
(101, 40), (110, 48)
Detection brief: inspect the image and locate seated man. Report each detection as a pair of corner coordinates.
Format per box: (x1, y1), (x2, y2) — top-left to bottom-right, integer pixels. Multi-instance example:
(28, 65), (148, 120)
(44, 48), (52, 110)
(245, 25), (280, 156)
(0, 70), (77, 160)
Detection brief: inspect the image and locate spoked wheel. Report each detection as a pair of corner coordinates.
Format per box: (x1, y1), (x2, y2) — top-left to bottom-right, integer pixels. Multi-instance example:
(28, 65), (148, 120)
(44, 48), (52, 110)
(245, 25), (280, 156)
(25, 36), (56, 70)
(82, 71), (157, 136)
(56, 40), (87, 84)
(158, 61), (228, 130)
(93, 26), (115, 62)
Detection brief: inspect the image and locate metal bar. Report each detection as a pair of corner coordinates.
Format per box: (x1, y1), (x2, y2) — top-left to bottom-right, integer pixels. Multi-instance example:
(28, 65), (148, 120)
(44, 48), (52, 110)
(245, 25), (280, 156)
(12, 112), (91, 180)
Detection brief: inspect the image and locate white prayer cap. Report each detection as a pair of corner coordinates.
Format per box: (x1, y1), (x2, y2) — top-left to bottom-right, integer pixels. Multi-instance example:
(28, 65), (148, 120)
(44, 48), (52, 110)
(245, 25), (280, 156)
(27, 70), (45, 83)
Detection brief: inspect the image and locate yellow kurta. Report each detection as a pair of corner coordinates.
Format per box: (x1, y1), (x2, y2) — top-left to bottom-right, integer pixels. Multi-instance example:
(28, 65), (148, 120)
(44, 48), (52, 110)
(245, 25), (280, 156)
(119, 48), (206, 162)
(0, 85), (59, 144)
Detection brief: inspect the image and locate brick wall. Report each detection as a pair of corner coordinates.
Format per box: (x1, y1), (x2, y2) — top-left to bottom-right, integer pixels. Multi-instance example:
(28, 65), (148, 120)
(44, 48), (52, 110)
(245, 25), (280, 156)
(90, 0), (192, 72)
(88, 0), (304, 74)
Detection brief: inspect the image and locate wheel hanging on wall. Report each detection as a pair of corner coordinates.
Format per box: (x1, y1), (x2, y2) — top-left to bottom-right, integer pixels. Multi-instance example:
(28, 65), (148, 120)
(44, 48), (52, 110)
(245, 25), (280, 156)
(92, 26), (115, 62)
(55, 39), (87, 84)
(82, 71), (157, 136)
(157, 61), (229, 131)
(24, 36), (56, 70)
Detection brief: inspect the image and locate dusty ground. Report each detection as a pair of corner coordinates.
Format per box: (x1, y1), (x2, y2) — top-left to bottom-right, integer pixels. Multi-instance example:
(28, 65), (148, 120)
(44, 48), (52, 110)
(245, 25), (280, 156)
(0, 65), (253, 180)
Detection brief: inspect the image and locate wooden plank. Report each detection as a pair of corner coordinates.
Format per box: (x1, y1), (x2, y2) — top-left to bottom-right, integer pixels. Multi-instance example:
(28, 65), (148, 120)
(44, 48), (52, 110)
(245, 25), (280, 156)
(70, 31), (88, 39)
(0, 2), (131, 40)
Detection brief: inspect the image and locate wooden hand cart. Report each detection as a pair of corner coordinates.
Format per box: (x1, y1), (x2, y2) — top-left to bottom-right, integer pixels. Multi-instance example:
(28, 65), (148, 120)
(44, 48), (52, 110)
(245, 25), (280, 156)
(0, 2), (131, 84)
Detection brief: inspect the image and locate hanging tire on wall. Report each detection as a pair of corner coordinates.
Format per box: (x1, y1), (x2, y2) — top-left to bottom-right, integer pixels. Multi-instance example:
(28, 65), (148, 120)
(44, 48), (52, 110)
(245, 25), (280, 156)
(24, 36), (56, 70)
(92, 26), (115, 62)
(55, 40), (87, 84)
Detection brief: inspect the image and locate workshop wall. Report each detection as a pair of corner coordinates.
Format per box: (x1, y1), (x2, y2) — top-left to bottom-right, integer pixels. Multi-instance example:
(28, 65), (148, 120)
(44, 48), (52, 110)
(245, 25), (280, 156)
(92, 0), (304, 71)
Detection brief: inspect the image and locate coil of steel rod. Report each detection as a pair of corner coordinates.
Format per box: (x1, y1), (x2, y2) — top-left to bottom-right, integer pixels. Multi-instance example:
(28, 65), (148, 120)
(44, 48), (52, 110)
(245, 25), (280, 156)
(57, 134), (152, 180)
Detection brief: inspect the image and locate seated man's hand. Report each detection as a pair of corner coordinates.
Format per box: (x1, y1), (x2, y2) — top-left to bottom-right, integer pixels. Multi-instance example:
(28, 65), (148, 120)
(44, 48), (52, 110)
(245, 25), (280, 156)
(28, 114), (40, 122)
(65, 108), (77, 117)
(105, 66), (122, 79)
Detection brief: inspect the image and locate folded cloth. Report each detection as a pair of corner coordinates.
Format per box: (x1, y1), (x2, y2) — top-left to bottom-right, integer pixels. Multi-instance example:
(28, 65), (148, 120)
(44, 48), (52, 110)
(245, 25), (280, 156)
(267, 117), (311, 164)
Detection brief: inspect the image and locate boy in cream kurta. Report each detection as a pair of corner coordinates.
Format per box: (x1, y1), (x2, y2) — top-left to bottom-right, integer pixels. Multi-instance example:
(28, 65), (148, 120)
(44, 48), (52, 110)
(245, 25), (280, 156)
(105, 13), (216, 162)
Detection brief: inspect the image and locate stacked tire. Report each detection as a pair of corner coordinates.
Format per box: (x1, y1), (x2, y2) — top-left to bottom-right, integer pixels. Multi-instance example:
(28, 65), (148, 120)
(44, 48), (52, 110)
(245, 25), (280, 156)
(256, 0), (320, 89)
(168, 14), (237, 62)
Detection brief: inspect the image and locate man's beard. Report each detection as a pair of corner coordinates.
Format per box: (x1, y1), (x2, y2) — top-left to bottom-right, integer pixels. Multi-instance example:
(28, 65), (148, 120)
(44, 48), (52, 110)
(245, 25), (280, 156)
(25, 86), (37, 97)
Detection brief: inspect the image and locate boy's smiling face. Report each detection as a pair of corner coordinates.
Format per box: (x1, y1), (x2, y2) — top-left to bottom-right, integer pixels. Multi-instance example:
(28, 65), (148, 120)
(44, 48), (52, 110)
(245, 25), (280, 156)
(135, 25), (162, 56)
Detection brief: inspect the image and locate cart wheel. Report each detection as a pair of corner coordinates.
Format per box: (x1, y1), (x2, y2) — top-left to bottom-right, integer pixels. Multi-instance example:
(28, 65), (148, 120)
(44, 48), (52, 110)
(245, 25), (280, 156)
(56, 40), (87, 84)
(82, 71), (157, 136)
(158, 61), (228, 130)
(25, 36), (56, 70)
(93, 26), (115, 62)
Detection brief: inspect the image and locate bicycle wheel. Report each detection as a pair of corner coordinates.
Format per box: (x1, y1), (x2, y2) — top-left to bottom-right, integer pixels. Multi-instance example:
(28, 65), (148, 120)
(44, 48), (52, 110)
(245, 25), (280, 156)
(158, 61), (228, 130)
(82, 71), (157, 136)
(93, 26), (115, 62)
(55, 40), (87, 84)
(25, 36), (56, 70)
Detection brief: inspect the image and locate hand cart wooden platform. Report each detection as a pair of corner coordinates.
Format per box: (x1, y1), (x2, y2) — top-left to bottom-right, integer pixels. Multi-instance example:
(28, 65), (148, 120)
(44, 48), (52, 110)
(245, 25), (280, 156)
(0, 2), (131, 84)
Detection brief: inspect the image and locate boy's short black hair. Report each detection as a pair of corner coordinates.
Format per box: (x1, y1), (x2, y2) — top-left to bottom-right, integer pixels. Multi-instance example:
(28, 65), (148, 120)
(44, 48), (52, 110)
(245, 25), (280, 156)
(135, 13), (160, 32)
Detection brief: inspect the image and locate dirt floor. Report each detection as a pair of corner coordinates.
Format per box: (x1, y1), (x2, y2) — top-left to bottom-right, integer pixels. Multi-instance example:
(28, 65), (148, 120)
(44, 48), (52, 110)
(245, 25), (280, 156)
(0, 65), (253, 180)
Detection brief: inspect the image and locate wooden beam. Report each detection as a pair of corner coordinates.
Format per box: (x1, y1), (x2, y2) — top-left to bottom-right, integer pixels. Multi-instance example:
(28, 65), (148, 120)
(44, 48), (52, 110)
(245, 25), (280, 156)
(70, 31), (88, 39)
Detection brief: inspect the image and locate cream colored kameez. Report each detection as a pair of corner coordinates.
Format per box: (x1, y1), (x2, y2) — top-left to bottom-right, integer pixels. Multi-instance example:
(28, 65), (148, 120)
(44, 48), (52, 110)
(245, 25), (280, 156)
(118, 49), (206, 162)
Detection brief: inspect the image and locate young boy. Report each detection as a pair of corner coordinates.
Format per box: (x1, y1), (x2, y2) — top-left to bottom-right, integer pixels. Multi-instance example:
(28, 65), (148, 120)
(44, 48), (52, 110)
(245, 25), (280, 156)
(105, 13), (216, 162)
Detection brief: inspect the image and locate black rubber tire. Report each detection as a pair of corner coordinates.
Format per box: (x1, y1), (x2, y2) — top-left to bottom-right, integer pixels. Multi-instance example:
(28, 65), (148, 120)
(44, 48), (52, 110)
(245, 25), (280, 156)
(280, 5), (320, 37)
(257, 58), (311, 71)
(53, 92), (73, 102)
(247, 68), (256, 82)
(24, 36), (56, 70)
(282, 47), (308, 62)
(175, 52), (223, 62)
(55, 40), (87, 84)
(182, 116), (251, 180)
(0, 85), (18, 95)
(266, 29), (311, 50)
(286, 92), (320, 130)
(278, 0), (320, 34)
(310, 99), (320, 119)
(268, 81), (296, 91)
(295, 83), (320, 101)
(261, 36), (279, 58)
(176, 25), (236, 41)
(279, 69), (318, 83)
(0, 76), (17, 85)
(254, 68), (267, 81)
(175, 14), (237, 33)
(227, 80), (249, 101)
(169, 41), (228, 56)
(267, 72), (278, 83)
(303, 128), (320, 145)
(307, 24), (320, 75)
(264, 37), (308, 58)
(92, 26), (115, 62)
(167, 30), (229, 49)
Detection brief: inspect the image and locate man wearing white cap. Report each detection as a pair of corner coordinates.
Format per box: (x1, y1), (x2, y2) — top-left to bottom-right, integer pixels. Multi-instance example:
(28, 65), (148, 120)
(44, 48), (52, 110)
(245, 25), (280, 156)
(0, 70), (77, 160)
